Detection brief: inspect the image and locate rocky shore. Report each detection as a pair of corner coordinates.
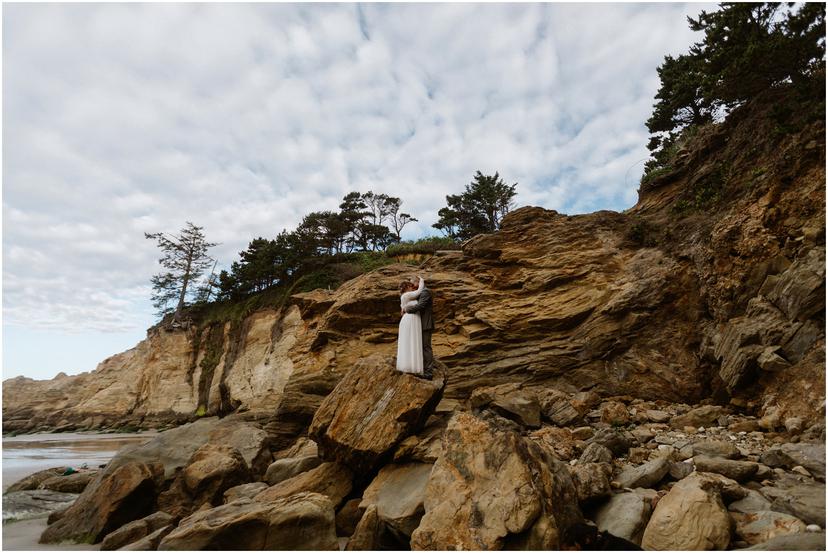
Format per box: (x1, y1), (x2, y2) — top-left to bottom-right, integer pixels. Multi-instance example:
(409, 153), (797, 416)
(5, 355), (822, 550)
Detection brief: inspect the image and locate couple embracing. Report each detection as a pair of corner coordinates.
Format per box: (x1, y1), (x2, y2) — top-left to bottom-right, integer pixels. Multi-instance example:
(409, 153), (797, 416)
(396, 275), (434, 380)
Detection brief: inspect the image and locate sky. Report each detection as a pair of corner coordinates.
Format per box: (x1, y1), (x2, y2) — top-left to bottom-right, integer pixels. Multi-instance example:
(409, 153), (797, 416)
(3, 2), (714, 380)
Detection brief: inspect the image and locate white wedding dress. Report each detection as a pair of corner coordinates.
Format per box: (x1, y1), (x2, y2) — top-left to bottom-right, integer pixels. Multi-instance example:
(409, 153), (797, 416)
(396, 277), (425, 374)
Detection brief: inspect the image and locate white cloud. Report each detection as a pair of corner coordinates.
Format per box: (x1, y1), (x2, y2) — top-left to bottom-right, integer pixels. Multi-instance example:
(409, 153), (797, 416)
(3, 2), (713, 338)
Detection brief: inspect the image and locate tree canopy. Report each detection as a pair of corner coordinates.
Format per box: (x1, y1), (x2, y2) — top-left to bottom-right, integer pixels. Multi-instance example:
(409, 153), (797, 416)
(645, 2), (825, 171)
(433, 171), (517, 240)
(145, 222), (217, 318)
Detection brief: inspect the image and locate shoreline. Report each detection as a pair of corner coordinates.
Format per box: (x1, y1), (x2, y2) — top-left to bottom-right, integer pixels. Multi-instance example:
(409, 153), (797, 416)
(2, 517), (100, 551)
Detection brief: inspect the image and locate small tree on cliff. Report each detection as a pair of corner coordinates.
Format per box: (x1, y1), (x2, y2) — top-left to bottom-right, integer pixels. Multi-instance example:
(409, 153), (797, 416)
(145, 222), (217, 319)
(433, 171), (517, 240)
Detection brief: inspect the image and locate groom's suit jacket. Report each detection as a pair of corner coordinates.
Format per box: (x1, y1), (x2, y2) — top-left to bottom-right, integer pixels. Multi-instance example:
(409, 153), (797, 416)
(405, 287), (434, 331)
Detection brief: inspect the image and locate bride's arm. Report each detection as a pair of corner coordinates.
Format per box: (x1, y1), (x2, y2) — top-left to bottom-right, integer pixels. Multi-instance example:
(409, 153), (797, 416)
(408, 277), (426, 299)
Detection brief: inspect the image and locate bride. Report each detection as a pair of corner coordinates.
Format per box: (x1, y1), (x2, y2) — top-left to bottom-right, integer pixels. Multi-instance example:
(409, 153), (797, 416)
(396, 276), (425, 375)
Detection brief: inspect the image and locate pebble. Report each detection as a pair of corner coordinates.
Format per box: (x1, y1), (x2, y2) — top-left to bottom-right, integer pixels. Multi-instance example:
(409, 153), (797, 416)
(806, 524), (822, 532)
(791, 465), (811, 477)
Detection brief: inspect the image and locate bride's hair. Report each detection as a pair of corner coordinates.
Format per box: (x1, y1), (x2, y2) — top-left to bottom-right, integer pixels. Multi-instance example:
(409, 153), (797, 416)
(399, 280), (414, 294)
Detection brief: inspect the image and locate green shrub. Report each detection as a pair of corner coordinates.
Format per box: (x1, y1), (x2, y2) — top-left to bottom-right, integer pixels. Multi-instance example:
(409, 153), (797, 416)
(385, 236), (461, 257)
(626, 218), (660, 247)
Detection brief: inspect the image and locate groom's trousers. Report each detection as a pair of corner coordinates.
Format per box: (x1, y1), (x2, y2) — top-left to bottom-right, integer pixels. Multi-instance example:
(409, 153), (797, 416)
(422, 331), (434, 378)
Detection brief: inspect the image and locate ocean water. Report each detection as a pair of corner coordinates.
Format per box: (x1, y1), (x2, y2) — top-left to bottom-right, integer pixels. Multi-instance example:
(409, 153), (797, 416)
(2, 432), (155, 492)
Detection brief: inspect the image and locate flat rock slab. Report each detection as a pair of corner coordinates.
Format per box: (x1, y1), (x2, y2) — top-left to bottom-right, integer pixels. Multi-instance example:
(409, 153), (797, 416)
(616, 457), (669, 489)
(594, 491), (652, 545)
(733, 510), (807, 546)
(309, 355), (445, 473)
(6, 467), (70, 493)
(694, 455), (758, 482)
(2, 489), (79, 522)
(255, 462), (353, 509)
(158, 492), (338, 550)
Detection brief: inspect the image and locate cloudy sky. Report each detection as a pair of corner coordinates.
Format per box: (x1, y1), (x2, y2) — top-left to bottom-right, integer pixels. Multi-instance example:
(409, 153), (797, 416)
(3, 2), (713, 380)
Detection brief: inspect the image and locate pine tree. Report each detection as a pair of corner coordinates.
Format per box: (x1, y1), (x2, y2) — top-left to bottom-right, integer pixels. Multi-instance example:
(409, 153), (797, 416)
(433, 171), (517, 240)
(145, 222), (217, 319)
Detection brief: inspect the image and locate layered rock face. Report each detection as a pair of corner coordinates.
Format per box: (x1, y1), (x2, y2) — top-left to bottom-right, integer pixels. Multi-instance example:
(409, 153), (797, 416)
(3, 88), (825, 440)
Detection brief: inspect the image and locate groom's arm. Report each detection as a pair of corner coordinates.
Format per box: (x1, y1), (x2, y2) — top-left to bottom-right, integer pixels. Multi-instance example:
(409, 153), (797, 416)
(405, 289), (431, 314)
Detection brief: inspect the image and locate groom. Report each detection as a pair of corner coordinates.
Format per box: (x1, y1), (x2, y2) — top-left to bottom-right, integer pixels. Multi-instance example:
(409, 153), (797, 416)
(404, 277), (434, 380)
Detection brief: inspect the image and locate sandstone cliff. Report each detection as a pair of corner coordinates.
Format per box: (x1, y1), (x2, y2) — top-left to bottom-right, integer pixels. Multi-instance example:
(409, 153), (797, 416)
(4, 88), (824, 434)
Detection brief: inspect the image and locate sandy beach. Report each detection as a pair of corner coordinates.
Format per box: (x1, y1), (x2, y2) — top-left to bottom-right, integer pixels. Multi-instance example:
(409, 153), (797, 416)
(2, 517), (100, 551)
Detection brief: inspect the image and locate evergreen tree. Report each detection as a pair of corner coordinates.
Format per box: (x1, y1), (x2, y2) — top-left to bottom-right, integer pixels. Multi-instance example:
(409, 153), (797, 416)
(433, 171), (517, 240)
(145, 222), (217, 319)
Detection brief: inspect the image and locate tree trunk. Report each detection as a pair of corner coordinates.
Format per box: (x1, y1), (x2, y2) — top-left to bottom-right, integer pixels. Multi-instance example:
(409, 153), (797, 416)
(174, 247), (194, 320)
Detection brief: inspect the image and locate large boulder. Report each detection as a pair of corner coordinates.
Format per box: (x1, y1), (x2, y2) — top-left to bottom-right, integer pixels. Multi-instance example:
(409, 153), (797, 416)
(158, 492), (338, 550)
(40, 461), (163, 544)
(309, 355), (445, 473)
(108, 417), (271, 481)
(359, 462), (432, 537)
(671, 405), (729, 429)
(641, 472), (733, 550)
(770, 443), (826, 482)
(593, 491), (653, 545)
(255, 462), (353, 509)
(156, 443), (251, 519)
(410, 412), (582, 550)
(345, 505), (384, 551)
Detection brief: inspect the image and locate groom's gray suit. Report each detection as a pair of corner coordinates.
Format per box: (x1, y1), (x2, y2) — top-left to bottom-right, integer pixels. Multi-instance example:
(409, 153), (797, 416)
(404, 285), (434, 379)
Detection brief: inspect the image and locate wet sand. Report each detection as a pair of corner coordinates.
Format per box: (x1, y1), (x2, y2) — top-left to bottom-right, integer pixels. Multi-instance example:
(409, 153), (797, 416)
(2, 431), (155, 550)
(2, 517), (100, 551)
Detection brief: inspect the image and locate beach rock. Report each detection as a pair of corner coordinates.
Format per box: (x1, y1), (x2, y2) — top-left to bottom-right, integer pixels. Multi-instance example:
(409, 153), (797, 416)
(264, 456), (322, 486)
(601, 401), (630, 426)
(222, 482), (268, 503)
(594, 491), (653, 545)
(645, 410), (671, 423)
(733, 510), (807, 546)
(309, 355), (445, 473)
(254, 462), (353, 508)
(641, 472), (732, 550)
(393, 421), (444, 463)
(579, 442), (613, 464)
(739, 531), (826, 550)
(107, 417), (270, 481)
(156, 443), (251, 519)
(40, 461), (163, 544)
(761, 483), (826, 526)
(537, 389), (582, 426)
(529, 426), (579, 461)
(616, 457), (670, 489)
(119, 525), (174, 551)
(669, 460), (695, 480)
(779, 443), (825, 481)
(100, 511), (173, 551)
(335, 498), (364, 537)
(359, 462), (432, 537)
(692, 439), (741, 459)
(410, 411), (582, 550)
(38, 471), (98, 494)
(158, 492), (338, 550)
(589, 428), (633, 456)
(345, 505), (384, 551)
(729, 489), (773, 514)
(568, 463), (612, 503)
(272, 437), (318, 460)
(671, 405), (729, 429)
(694, 455), (759, 482)
(2, 489), (78, 522)
(470, 383), (542, 428)
(6, 467), (69, 493)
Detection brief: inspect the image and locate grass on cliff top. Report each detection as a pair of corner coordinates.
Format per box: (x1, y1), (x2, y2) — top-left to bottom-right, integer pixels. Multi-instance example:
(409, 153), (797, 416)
(385, 236), (461, 257)
(190, 251), (395, 328)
